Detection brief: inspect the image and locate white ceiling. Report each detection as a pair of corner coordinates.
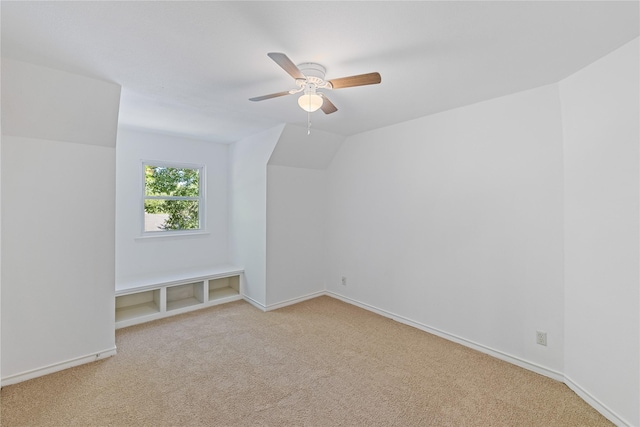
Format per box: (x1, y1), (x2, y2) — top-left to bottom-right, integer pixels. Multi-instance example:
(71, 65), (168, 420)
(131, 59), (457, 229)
(2, 1), (638, 144)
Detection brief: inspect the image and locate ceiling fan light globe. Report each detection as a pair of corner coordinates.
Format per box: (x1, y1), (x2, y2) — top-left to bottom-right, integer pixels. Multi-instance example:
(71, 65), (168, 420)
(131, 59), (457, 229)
(298, 93), (323, 112)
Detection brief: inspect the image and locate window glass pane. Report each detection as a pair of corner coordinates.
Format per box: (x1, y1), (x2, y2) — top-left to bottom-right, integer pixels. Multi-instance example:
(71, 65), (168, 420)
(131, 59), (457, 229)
(144, 200), (199, 231)
(145, 165), (200, 197)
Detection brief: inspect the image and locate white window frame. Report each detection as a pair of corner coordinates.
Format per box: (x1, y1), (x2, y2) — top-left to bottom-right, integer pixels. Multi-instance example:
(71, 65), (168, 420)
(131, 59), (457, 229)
(141, 160), (206, 236)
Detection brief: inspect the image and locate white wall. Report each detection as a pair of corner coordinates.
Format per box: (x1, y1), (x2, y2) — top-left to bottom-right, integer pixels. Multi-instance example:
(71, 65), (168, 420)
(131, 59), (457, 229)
(1, 59), (120, 383)
(0, 66), (2, 383)
(266, 165), (327, 306)
(268, 124), (345, 170)
(115, 128), (229, 285)
(2, 59), (119, 147)
(229, 125), (283, 307)
(263, 124), (344, 308)
(560, 38), (639, 427)
(326, 84), (565, 375)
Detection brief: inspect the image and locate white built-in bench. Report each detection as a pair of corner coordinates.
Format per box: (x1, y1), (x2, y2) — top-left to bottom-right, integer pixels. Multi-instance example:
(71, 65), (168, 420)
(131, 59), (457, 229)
(115, 265), (244, 329)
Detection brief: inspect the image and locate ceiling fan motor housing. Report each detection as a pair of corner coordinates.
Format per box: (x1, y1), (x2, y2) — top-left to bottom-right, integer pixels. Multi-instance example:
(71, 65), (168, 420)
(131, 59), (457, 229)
(298, 62), (326, 79)
(296, 63), (331, 90)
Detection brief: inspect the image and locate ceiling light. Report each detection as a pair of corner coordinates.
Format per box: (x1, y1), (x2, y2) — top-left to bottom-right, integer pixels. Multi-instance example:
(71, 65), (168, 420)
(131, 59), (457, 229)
(298, 93), (323, 112)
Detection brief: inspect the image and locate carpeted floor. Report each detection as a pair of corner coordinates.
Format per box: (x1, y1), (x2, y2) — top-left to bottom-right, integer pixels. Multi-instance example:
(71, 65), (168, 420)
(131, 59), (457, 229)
(1, 296), (612, 426)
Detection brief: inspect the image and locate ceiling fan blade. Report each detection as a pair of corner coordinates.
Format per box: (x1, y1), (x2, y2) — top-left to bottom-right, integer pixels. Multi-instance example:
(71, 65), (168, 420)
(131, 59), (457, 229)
(328, 72), (381, 89)
(267, 52), (305, 80)
(320, 95), (338, 114)
(249, 91), (291, 102)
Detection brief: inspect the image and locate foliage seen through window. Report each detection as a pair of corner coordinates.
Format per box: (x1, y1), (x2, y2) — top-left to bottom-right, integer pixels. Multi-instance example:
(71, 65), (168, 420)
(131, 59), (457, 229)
(144, 165), (202, 232)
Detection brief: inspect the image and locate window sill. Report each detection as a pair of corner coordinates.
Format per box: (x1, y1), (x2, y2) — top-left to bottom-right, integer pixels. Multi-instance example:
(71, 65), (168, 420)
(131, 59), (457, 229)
(135, 230), (210, 241)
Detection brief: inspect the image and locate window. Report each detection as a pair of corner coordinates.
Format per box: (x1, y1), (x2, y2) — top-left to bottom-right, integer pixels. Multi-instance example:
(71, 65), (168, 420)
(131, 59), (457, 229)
(143, 162), (205, 234)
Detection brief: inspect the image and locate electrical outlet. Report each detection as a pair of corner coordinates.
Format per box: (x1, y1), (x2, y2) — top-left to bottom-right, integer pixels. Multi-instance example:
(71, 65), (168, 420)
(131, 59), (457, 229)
(341, 276), (347, 286)
(536, 331), (547, 346)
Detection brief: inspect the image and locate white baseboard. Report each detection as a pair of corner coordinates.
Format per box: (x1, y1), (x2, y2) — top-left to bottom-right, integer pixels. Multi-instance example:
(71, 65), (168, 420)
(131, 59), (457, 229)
(242, 294), (267, 311)
(265, 291), (326, 311)
(326, 291), (564, 382)
(1, 346), (117, 387)
(243, 290), (326, 312)
(564, 375), (631, 427)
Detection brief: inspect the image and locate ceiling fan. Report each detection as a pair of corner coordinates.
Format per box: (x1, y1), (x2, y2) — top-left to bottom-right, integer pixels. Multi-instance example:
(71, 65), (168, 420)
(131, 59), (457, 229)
(249, 52), (381, 115)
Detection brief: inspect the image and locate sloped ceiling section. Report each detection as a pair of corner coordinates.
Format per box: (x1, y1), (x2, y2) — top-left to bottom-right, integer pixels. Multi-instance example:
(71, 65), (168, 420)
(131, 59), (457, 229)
(2, 1), (638, 143)
(268, 124), (346, 170)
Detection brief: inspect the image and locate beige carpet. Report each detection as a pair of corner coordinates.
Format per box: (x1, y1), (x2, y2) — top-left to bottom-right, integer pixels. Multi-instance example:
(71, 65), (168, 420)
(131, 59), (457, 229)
(1, 296), (611, 426)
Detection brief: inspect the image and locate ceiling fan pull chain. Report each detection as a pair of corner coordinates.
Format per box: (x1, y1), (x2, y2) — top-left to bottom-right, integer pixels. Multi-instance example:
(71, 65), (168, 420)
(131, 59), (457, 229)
(307, 110), (311, 135)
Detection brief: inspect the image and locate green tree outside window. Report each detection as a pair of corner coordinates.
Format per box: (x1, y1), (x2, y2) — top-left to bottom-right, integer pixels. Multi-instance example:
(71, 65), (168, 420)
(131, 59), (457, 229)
(144, 165), (202, 232)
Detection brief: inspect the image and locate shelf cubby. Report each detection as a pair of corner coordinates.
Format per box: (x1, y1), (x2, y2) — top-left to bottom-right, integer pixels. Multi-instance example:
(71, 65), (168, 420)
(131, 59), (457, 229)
(208, 276), (240, 301)
(166, 281), (205, 311)
(116, 289), (161, 323)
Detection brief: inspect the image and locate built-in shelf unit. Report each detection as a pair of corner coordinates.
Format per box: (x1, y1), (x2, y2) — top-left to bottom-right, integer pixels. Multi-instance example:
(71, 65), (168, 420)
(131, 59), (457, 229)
(115, 265), (243, 329)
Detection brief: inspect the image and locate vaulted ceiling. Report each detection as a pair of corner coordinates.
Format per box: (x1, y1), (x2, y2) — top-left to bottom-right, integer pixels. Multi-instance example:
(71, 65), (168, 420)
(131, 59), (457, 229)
(2, 1), (638, 143)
